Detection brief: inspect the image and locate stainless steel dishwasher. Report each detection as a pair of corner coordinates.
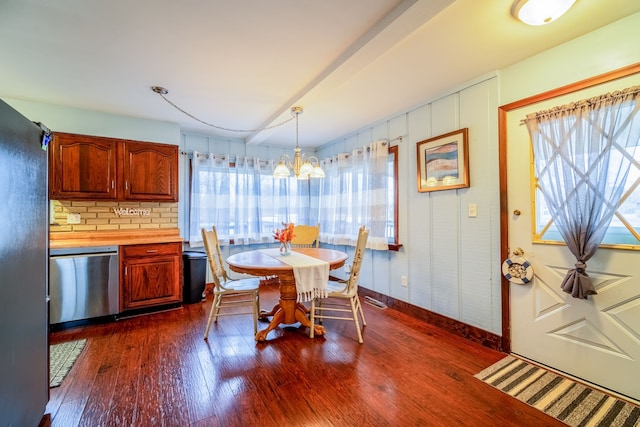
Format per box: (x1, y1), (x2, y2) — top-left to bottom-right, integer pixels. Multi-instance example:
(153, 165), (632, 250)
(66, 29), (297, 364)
(49, 246), (119, 324)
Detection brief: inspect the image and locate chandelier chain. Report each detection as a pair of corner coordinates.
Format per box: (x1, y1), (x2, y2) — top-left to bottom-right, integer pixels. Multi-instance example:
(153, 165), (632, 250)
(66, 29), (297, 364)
(295, 108), (300, 147)
(153, 87), (295, 133)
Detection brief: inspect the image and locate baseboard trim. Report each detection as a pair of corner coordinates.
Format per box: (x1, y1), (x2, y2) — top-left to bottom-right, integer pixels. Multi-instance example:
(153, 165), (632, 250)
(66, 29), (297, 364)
(357, 286), (502, 351)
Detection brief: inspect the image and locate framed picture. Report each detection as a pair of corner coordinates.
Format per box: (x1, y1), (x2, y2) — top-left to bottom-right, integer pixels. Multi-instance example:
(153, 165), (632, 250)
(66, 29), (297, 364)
(416, 128), (469, 193)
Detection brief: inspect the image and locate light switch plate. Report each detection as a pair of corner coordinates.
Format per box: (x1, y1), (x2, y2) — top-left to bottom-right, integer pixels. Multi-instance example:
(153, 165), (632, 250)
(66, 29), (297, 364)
(468, 204), (478, 218)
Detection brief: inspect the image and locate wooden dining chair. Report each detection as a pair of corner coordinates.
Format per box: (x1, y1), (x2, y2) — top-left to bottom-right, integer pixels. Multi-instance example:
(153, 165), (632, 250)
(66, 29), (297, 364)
(201, 226), (261, 339)
(310, 225), (369, 343)
(291, 223), (320, 248)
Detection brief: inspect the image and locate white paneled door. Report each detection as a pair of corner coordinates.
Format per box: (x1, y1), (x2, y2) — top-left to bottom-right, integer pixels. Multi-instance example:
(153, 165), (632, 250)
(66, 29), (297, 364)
(505, 78), (640, 402)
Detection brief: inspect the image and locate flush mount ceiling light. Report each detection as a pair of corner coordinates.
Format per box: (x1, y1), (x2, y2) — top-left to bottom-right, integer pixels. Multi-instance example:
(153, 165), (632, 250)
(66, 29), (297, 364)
(273, 107), (325, 180)
(511, 0), (578, 26)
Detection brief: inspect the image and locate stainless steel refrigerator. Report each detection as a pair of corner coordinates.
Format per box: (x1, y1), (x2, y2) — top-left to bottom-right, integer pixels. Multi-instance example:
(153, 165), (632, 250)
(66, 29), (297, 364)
(0, 99), (49, 426)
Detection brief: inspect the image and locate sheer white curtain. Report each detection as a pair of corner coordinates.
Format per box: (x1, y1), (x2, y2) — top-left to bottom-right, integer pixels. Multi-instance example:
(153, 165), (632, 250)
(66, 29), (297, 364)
(189, 142), (389, 249)
(189, 152), (312, 247)
(252, 157), (301, 240)
(252, 166), (315, 233)
(233, 157), (262, 245)
(319, 140), (389, 250)
(189, 151), (231, 246)
(525, 86), (640, 299)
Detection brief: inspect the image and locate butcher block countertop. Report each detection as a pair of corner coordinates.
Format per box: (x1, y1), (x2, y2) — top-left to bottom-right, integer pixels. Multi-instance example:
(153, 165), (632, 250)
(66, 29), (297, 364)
(50, 229), (183, 249)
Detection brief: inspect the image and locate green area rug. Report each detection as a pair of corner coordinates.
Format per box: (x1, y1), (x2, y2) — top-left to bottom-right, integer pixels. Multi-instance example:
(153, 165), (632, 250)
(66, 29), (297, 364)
(49, 339), (86, 388)
(475, 355), (639, 426)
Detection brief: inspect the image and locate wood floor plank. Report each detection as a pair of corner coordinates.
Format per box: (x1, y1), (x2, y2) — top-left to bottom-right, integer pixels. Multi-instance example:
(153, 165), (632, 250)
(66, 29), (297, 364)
(104, 319), (146, 426)
(75, 334), (121, 426)
(47, 283), (565, 426)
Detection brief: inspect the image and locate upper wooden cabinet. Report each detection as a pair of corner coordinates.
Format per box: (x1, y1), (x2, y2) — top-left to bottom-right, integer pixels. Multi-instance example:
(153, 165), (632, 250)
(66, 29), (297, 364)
(49, 132), (178, 201)
(122, 141), (178, 201)
(49, 133), (118, 199)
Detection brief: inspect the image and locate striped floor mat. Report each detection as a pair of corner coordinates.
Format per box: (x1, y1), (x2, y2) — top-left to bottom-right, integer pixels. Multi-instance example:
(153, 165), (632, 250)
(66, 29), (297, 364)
(474, 355), (639, 427)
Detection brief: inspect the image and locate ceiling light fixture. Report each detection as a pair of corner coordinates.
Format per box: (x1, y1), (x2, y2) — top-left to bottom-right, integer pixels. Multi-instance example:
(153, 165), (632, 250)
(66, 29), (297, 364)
(511, 0), (577, 26)
(273, 106), (325, 180)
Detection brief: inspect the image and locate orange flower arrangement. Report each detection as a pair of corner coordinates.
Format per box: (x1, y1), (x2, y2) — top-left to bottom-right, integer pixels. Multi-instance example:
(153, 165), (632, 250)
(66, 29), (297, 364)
(274, 222), (295, 254)
(273, 222), (295, 244)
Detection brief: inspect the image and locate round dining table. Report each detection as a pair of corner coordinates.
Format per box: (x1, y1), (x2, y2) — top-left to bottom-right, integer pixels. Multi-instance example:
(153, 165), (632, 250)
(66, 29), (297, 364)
(226, 247), (348, 341)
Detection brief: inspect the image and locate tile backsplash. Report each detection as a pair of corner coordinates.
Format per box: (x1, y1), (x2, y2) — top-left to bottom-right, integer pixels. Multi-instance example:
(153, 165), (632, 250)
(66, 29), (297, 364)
(50, 200), (178, 232)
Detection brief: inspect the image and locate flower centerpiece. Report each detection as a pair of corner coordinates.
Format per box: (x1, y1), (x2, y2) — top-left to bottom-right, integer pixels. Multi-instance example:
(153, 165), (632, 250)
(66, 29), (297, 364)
(273, 222), (295, 256)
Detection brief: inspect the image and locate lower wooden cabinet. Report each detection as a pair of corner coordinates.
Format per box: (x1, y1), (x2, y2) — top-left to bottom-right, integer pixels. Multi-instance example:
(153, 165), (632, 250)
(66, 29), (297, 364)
(120, 242), (182, 311)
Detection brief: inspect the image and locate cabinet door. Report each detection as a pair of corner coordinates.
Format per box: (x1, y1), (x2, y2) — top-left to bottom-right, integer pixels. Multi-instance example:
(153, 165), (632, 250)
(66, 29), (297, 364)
(122, 142), (178, 201)
(121, 243), (182, 310)
(50, 133), (118, 199)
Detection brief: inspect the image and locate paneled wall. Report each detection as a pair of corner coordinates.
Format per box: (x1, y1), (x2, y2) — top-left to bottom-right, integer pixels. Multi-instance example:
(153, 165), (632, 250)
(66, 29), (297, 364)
(316, 76), (502, 335)
(180, 76), (502, 335)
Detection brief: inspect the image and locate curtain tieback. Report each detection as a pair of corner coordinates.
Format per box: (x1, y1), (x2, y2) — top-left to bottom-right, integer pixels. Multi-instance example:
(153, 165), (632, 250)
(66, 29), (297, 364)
(574, 261), (587, 274)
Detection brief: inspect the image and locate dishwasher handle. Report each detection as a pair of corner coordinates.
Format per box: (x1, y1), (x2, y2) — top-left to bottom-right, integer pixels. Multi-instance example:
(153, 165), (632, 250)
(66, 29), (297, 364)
(50, 251), (118, 260)
(50, 246), (119, 258)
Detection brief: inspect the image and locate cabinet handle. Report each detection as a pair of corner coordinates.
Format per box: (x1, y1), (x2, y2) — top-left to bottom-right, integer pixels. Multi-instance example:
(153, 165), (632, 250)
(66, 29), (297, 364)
(146, 249), (159, 253)
(111, 180), (115, 189)
(125, 181), (129, 190)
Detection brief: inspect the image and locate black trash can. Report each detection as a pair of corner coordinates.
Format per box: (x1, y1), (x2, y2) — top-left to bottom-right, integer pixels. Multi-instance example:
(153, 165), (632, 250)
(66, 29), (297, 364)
(182, 251), (207, 304)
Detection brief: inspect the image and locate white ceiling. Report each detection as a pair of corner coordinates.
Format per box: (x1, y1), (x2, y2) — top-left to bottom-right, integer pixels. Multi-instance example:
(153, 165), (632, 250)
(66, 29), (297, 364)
(1, 0), (639, 148)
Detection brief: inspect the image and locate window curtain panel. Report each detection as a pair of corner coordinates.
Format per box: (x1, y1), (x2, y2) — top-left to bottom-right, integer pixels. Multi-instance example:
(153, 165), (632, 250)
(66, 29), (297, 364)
(189, 151), (231, 247)
(189, 152), (314, 247)
(524, 86), (640, 299)
(274, 176), (313, 226)
(233, 156), (263, 245)
(252, 158), (279, 238)
(319, 140), (389, 250)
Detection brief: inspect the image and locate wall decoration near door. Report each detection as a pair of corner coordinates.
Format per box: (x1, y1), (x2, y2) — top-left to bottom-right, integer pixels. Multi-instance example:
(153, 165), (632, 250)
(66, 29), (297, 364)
(501, 247), (534, 285)
(416, 128), (469, 192)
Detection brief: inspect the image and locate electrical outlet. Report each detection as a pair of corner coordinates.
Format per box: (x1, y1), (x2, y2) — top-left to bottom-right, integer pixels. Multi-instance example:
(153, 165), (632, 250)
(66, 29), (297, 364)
(401, 275), (408, 287)
(67, 213), (81, 224)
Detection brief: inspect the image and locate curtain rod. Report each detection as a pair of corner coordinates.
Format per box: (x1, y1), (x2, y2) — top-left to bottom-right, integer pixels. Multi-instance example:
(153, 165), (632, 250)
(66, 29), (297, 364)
(520, 85), (640, 125)
(181, 135), (405, 156)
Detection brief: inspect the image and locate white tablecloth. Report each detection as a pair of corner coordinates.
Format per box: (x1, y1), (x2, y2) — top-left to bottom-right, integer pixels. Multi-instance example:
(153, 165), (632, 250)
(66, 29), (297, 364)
(259, 248), (329, 302)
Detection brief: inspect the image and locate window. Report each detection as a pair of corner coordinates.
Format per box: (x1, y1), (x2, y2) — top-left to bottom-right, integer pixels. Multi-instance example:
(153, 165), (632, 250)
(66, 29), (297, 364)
(317, 141), (391, 250)
(188, 143), (400, 250)
(388, 145), (400, 249)
(531, 89), (640, 249)
(533, 147), (640, 248)
(189, 153), (310, 246)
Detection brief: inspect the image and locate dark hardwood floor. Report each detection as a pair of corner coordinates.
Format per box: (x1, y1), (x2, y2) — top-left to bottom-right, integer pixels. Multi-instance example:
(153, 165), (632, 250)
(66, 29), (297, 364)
(47, 283), (564, 426)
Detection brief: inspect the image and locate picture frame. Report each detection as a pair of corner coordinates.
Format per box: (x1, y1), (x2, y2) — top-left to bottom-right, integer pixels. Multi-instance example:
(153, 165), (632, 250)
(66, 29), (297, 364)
(416, 128), (469, 193)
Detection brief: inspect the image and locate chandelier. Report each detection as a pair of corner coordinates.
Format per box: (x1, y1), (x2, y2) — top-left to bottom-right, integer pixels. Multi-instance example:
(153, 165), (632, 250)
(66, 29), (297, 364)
(273, 107), (325, 180)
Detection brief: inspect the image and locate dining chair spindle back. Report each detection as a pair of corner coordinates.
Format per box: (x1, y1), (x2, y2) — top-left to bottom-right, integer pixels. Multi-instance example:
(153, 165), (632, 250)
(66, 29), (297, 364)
(201, 226), (261, 339)
(310, 225), (369, 343)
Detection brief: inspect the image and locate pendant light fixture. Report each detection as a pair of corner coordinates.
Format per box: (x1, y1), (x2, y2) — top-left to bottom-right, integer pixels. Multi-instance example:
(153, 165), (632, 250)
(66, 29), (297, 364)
(273, 106), (325, 180)
(151, 88), (324, 179)
(511, 0), (577, 26)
